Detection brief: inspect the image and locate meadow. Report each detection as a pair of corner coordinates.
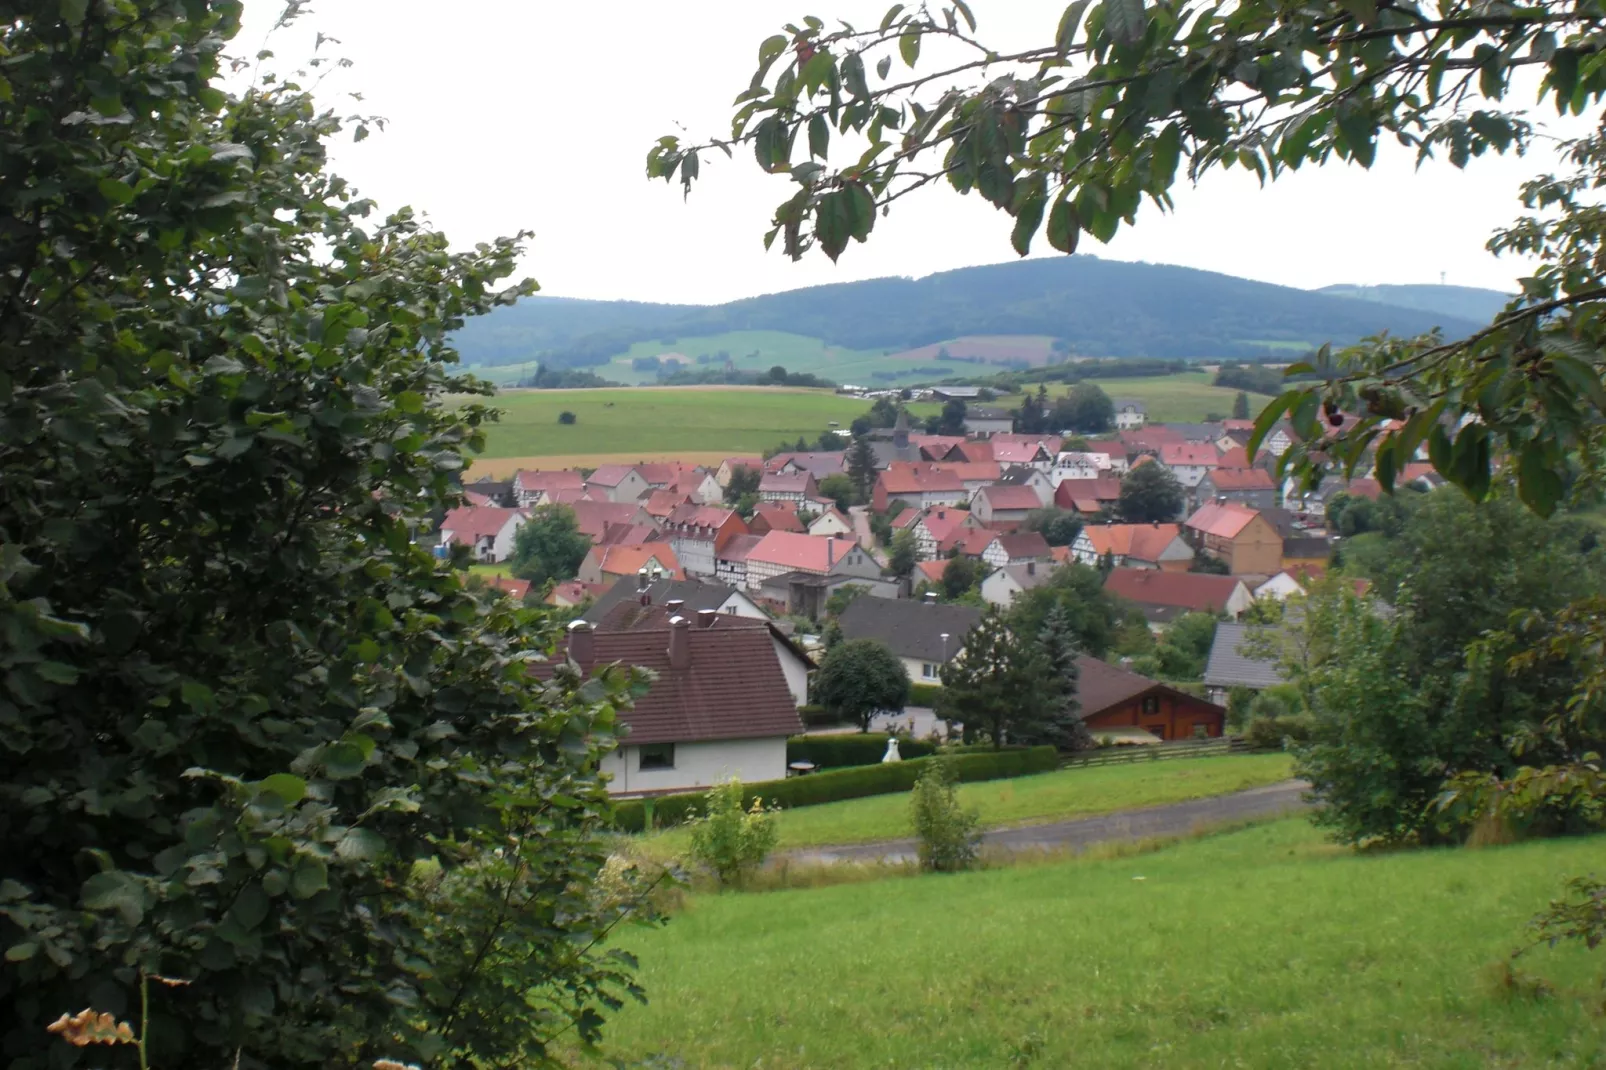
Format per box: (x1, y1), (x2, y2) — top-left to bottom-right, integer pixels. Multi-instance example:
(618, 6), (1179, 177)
(640, 753), (1295, 858)
(1088, 370), (1250, 422)
(591, 819), (1606, 1068)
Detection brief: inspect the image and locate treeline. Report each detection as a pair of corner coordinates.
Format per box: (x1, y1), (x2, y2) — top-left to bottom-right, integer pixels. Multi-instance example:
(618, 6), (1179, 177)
(979, 357), (1193, 391)
(1213, 360), (1326, 396)
(658, 365), (837, 388)
(512, 365), (618, 388)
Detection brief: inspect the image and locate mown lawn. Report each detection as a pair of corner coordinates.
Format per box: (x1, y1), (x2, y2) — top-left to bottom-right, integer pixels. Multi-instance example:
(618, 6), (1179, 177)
(591, 819), (1606, 1068)
(640, 753), (1295, 857)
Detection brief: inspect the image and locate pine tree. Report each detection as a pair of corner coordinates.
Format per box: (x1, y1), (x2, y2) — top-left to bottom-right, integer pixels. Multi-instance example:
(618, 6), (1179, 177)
(848, 434), (877, 500)
(1030, 604), (1094, 751)
(938, 608), (1058, 749)
(1232, 391), (1251, 420)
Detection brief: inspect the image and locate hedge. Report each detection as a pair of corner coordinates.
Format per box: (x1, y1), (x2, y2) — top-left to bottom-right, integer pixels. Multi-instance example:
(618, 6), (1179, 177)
(798, 704), (847, 729)
(908, 682), (944, 707)
(786, 732), (939, 769)
(611, 746), (1058, 833)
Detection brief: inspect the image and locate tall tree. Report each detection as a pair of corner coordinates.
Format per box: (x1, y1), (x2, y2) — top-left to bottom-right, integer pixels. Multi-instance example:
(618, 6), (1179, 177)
(887, 528), (919, 580)
(1058, 382), (1115, 434)
(928, 399), (967, 436)
(0, 6), (644, 1066)
(819, 471), (858, 511)
(940, 556), (982, 601)
(847, 435), (877, 500)
(724, 464), (762, 504)
(1118, 463), (1186, 523)
(1026, 605), (1093, 750)
(1008, 562), (1130, 657)
(937, 608), (1056, 748)
(509, 504), (592, 586)
(1022, 506), (1083, 547)
(1232, 391), (1251, 420)
(813, 639), (910, 732)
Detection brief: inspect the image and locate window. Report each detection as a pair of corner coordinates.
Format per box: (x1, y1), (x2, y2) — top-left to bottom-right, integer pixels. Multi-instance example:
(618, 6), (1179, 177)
(922, 663), (936, 679)
(638, 743), (675, 771)
(1141, 696), (1160, 715)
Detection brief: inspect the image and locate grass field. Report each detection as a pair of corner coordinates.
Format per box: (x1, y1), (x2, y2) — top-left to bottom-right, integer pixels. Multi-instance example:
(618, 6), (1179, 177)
(591, 819), (1606, 1068)
(1082, 371), (1251, 422)
(640, 753), (1295, 858)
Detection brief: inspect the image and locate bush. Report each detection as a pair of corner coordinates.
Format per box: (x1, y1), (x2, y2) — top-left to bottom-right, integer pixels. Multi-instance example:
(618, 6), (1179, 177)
(911, 751), (981, 872)
(909, 682), (944, 707)
(1245, 715), (1315, 751)
(798, 704), (847, 728)
(787, 733), (939, 769)
(686, 780), (780, 887)
(612, 747), (1058, 832)
(558, 410), (577, 424)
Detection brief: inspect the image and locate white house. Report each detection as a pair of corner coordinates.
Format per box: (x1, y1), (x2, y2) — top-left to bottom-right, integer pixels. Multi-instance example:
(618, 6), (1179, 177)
(512, 469), (584, 507)
(837, 597), (983, 688)
(807, 507), (856, 540)
(1052, 451), (1111, 484)
(758, 471), (816, 503)
(742, 532), (872, 592)
(1255, 570), (1313, 601)
(1158, 443), (1220, 489)
(996, 466), (1056, 505)
(971, 485), (1043, 525)
(1114, 399), (1147, 429)
(585, 464), (651, 503)
(439, 506), (526, 563)
(962, 405), (1015, 435)
(1071, 523), (1194, 570)
(981, 532), (1052, 569)
(981, 560), (1055, 607)
(662, 504), (748, 580)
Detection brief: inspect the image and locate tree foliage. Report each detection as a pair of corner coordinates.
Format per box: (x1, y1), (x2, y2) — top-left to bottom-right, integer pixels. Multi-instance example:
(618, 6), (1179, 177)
(0, 6), (652, 1066)
(812, 638), (910, 731)
(1008, 561), (1130, 657)
(1022, 506), (1084, 547)
(724, 464), (762, 503)
(847, 434), (878, 501)
(1118, 462), (1185, 522)
(909, 751), (981, 872)
(887, 527), (919, 579)
(818, 471), (858, 511)
(510, 503), (592, 586)
(1060, 382), (1116, 434)
(938, 607), (1066, 748)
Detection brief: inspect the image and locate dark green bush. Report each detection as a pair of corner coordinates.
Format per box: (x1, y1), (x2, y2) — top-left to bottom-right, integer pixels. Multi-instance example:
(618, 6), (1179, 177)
(612, 746), (1058, 832)
(1245, 715), (1315, 751)
(908, 682), (944, 707)
(787, 732), (939, 768)
(798, 704), (847, 728)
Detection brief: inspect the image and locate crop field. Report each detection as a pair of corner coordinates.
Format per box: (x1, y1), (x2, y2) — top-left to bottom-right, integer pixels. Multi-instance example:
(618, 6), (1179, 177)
(590, 819), (1606, 1068)
(1067, 370), (1253, 423)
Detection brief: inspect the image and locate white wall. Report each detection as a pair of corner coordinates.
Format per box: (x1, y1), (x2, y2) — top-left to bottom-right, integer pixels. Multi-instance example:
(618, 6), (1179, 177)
(773, 636), (809, 705)
(980, 571), (1021, 607)
(601, 737), (788, 795)
(903, 655), (942, 686)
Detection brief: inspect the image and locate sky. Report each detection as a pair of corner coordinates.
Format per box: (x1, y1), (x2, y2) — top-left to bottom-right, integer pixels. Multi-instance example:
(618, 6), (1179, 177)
(236, 1), (1575, 306)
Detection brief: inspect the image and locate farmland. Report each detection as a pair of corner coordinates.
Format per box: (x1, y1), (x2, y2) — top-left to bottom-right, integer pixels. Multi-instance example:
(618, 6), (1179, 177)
(591, 819), (1606, 1068)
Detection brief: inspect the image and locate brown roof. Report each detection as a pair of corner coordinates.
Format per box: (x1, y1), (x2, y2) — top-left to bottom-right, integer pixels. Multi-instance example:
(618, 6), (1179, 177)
(586, 464), (641, 487)
(1216, 446), (1251, 468)
(1080, 523), (1183, 562)
(597, 522), (661, 548)
(932, 461), (1003, 483)
(747, 532), (858, 573)
(568, 500), (653, 540)
(1205, 467), (1275, 491)
(992, 433), (1063, 453)
(759, 471), (816, 494)
(549, 608), (804, 746)
(720, 533), (764, 563)
(1103, 568), (1244, 612)
(945, 527), (997, 557)
(1159, 443), (1221, 467)
(1083, 440), (1126, 460)
(988, 531), (1051, 560)
(878, 463), (965, 494)
(634, 463), (685, 486)
(913, 435), (966, 459)
(750, 505), (806, 534)
(1054, 478), (1123, 510)
(1076, 656), (1222, 719)
(441, 506), (524, 542)
(976, 485), (1044, 512)
(1185, 501), (1264, 539)
(665, 503), (743, 533)
(914, 559), (948, 584)
(643, 489), (693, 517)
(592, 543), (682, 580)
(916, 507), (974, 544)
(513, 469), (584, 493)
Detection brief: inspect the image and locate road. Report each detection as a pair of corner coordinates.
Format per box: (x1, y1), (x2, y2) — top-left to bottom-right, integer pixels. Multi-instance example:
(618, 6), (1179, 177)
(848, 505), (887, 566)
(785, 779), (1312, 865)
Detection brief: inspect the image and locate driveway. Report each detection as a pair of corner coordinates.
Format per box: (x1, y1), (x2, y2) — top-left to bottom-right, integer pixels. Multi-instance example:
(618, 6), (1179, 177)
(786, 779), (1312, 865)
(847, 505), (887, 566)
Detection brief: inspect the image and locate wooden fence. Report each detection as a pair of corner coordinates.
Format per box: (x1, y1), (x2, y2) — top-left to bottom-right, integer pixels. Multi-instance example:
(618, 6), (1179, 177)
(1059, 736), (1253, 770)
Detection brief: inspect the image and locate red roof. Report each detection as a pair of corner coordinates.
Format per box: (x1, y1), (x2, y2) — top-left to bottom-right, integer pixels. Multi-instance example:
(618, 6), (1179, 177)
(1205, 467), (1275, 491)
(988, 531), (1051, 560)
(931, 461), (1002, 483)
(1185, 500), (1265, 539)
(1216, 446), (1251, 468)
(586, 464), (641, 487)
(441, 506), (524, 542)
(1054, 478), (1123, 511)
(992, 433), (1063, 454)
(1080, 523), (1184, 563)
(643, 489), (693, 517)
(976, 485), (1044, 513)
(944, 527), (997, 557)
(878, 464), (965, 494)
(483, 575), (531, 600)
(568, 500), (652, 541)
(914, 559), (948, 584)
(513, 469), (584, 494)
(597, 522), (660, 548)
(1120, 427), (1184, 449)
(913, 435), (966, 459)
(635, 463), (686, 486)
(1084, 440), (1126, 460)
(721, 456), (763, 471)
(751, 505), (806, 534)
(747, 532), (858, 573)
(665, 504), (743, 532)
(591, 543), (682, 580)
(547, 607), (803, 746)
(991, 441), (1052, 465)
(892, 508), (923, 530)
(1160, 443), (1221, 467)
(1346, 478), (1383, 501)
(1103, 568), (1244, 612)
(719, 533), (764, 563)
(462, 490), (497, 507)
(917, 507), (974, 544)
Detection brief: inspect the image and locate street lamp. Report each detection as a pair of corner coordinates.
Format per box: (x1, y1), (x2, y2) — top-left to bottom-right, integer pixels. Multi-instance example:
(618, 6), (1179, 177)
(939, 632), (949, 665)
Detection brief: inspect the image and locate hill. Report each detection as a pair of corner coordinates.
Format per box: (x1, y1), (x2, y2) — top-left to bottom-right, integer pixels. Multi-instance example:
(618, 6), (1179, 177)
(1317, 282), (1511, 323)
(453, 257), (1488, 379)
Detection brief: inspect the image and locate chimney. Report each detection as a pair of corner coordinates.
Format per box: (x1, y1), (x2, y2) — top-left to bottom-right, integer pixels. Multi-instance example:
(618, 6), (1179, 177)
(667, 614), (691, 669)
(697, 608), (718, 629)
(665, 598), (685, 615)
(567, 619), (594, 666)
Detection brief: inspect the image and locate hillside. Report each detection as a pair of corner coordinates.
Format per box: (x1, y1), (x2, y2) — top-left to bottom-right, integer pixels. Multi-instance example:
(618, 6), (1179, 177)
(453, 258), (1487, 379)
(1317, 282), (1511, 323)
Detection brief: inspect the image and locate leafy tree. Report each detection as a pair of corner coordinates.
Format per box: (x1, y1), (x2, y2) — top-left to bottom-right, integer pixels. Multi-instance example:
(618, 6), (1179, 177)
(1118, 463), (1185, 523)
(724, 464), (762, 504)
(509, 504), (591, 586)
(558, 410), (578, 424)
(1009, 562), (1129, 657)
(940, 556), (983, 601)
(1232, 392), (1251, 420)
(909, 751), (981, 872)
(887, 528), (919, 580)
(0, 7), (646, 1067)
(821, 618), (845, 650)
(1058, 382), (1115, 434)
(1022, 506), (1083, 547)
(1190, 554), (1231, 575)
(819, 472), (858, 511)
(938, 608), (1058, 748)
(1153, 612), (1220, 680)
(824, 583), (871, 619)
(847, 434), (878, 500)
(927, 398), (967, 436)
(734, 490), (762, 519)
(813, 639), (910, 732)
(1014, 384), (1051, 435)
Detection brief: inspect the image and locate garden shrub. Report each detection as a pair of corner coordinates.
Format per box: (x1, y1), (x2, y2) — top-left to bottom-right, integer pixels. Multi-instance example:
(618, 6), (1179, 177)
(787, 732), (938, 768)
(910, 751), (981, 872)
(686, 780), (780, 886)
(908, 682), (944, 707)
(1245, 714), (1315, 751)
(797, 704), (845, 728)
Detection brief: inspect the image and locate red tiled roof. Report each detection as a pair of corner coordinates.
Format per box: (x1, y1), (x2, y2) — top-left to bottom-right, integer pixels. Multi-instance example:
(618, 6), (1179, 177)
(914, 559), (948, 584)
(751, 505), (806, 533)
(747, 532), (858, 573)
(991, 441), (1051, 465)
(1223, 419), (1255, 432)
(931, 461), (1003, 483)
(1084, 440), (1125, 460)
(1080, 523), (1184, 563)
(1346, 478), (1383, 501)
(1216, 446), (1250, 468)
(643, 489), (693, 517)
(598, 522), (660, 548)
(593, 543), (682, 580)
(892, 508), (923, 530)
(543, 487), (593, 506)
(722, 456), (763, 471)
(441, 506), (524, 542)
(719, 533), (764, 563)
(1103, 568), (1244, 612)
(634, 463), (686, 486)
(918, 507), (974, 544)
(944, 527), (996, 557)
(586, 464), (641, 487)
(992, 434), (1063, 454)
(665, 504), (743, 532)
(1160, 443), (1221, 467)
(1054, 478), (1123, 511)
(462, 490), (497, 507)
(546, 579), (598, 606)
(514, 469), (584, 494)
(1120, 427), (1185, 448)
(989, 532), (1051, 560)
(547, 609), (804, 746)
(1205, 467), (1275, 491)
(976, 485), (1044, 512)
(948, 441), (994, 463)
(913, 435), (966, 459)
(1185, 500), (1264, 539)
(878, 463), (965, 495)
(568, 500), (652, 540)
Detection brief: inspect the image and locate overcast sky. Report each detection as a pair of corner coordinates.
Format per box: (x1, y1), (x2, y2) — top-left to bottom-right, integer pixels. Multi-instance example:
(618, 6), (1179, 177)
(237, 1), (1572, 306)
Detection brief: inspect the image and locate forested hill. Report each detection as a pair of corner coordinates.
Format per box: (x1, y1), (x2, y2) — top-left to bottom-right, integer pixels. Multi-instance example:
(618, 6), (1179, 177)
(1316, 283), (1511, 324)
(453, 256), (1486, 369)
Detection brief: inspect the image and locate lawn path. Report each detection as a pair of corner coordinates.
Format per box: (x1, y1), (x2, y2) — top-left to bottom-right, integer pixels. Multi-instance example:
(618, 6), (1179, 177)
(788, 779), (1311, 864)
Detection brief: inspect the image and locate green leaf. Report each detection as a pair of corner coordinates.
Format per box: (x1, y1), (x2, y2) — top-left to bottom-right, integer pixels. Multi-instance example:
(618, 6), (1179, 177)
(5, 942), (37, 962)
(81, 871), (146, 925)
(758, 34), (789, 65)
(1045, 195), (1080, 254)
(35, 661), (79, 684)
(876, 53), (892, 80)
(323, 740), (369, 779)
(1517, 441), (1565, 517)
(1149, 123), (1181, 188)
(231, 883), (271, 930)
(289, 856), (328, 900)
(335, 827), (386, 863)
(1545, 350), (1606, 415)
(1245, 390), (1301, 461)
(880, 2), (905, 30)
(1010, 176), (1047, 257)
(97, 177), (135, 206)
(899, 27), (920, 67)
(258, 773), (307, 805)
(845, 183), (877, 242)
(842, 52), (870, 98)
(808, 113), (830, 159)
(1056, 0), (1092, 53)
(59, 0), (87, 28)
(1449, 422), (1491, 500)
(1102, 0), (1147, 47)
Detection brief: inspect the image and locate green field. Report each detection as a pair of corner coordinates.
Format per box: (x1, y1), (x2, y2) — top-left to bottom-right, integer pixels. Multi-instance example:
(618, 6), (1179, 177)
(641, 753), (1295, 858)
(592, 819), (1606, 1068)
(1080, 370), (1251, 422)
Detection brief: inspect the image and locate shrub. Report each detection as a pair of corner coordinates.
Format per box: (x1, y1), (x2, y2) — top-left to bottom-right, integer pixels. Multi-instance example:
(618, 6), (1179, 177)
(910, 751), (981, 872)
(1245, 715), (1315, 751)
(686, 780), (780, 887)
(908, 682), (944, 707)
(558, 410), (577, 424)
(798, 704), (846, 728)
(787, 732), (939, 768)
(612, 747), (1057, 832)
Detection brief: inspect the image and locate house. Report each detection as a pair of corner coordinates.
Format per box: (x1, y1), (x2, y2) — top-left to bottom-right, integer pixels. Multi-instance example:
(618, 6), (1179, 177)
(1281, 474), (1382, 516)
(742, 533), (877, 592)
(1053, 477), (1124, 515)
(873, 463), (968, 511)
(595, 521), (661, 549)
(584, 464), (651, 503)
(913, 558), (949, 589)
(911, 506), (983, 560)
(932, 460), (1004, 495)
(715, 532), (765, 590)
(1083, 440), (1130, 474)
(807, 507), (855, 540)
(931, 387), (981, 401)
(567, 500), (655, 543)
(555, 610), (805, 795)
(669, 468), (725, 506)
(634, 463), (688, 491)
(1184, 501), (1284, 575)
(1197, 466), (1277, 510)
(981, 559), (1055, 607)
(1079, 657), (1226, 741)
(642, 489), (693, 520)
(868, 410), (925, 468)
(836, 597), (982, 687)
(768, 451), (847, 479)
(1158, 443), (1221, 489)
(1281, 536), (1333, 571)
(943, 526), (998, 560)
(1113, 398), (1147, 430)
(1052, 451), (1112, 483)
(996, 465), (1055, 505)
(981, 531), (1051, 568)
(914, 435), (967, 460)
(971, 485), (1043, 525)
(749, 504), (806, 535)
(1263, 423), (1296, 457)
(1103, 567), (1254, 624)
(939, 439), (995, 464)
(460, 477), (517, 508)
(590, 574), (769, 624)
(439, 506), (526, 563)
(963, 405), (1015, 435)
(1202, 620), (1286, 705)
(576, 542), (683, 587)
(1071, 523), (1194, 571)
(1255, 569), (1315, 601)
(662, 504), (749, 579)
(990, 440), (1056, 471)
(759, 471), (817, 503)
(716, 457), (764, 488)
(757, 569), (901, 620)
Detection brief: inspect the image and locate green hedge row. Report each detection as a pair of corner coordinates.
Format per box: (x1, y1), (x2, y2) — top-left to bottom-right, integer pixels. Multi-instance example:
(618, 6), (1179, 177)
(786, 732), (939, 769)
(798, 704), (846, 729)
(908, 682), (943, 707)
(612, 746), (1058, 833)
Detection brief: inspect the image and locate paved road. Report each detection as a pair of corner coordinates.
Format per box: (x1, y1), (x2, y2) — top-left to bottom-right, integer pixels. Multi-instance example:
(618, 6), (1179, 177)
(848, 505), (887, 566)
(786, 779), (1312, 865)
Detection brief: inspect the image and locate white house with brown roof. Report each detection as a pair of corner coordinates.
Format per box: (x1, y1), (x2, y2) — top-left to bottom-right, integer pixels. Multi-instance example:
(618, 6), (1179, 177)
(971, 484), (1043, 524)
(577, 543), (683, 587)
(872, 464), (968, 511)
(758, 471), (817, 503)
(1052, 451), (1112, 483)
(716, 457), (763, 488)
(1197, 466), (1277, 510)
(439, 506), (527, 563)
(663, 504), (748, 579)
(996, 465), (1055, 505)
(981, 531), (1052, 569)
(585, 464), (651, 503)
(1072, 523), (1195, 571)
(981, 559), (1056, 607)
(714, 533), (764, 590)
(512, 469), (584, 507)
(807, 507), (855, 540)
(911, 506), (982, 560)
